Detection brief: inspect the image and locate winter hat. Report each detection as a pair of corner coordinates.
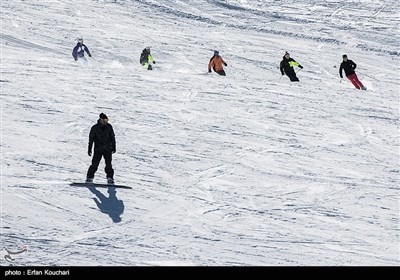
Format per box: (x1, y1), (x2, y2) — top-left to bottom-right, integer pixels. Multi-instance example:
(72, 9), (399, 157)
(214, 50), (219, 55)
(285, 51), (290, 56)
(99, 113), (108, 120)
(342, 54), (348, 58)
(145, 46), (150, 51)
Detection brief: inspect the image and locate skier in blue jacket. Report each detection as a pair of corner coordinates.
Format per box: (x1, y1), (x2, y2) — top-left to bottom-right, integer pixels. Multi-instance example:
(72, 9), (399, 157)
(72, 38), (92, 62)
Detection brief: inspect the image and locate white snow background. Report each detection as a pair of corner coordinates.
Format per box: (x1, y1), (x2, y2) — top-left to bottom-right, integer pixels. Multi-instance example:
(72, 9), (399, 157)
(1, 0), (399, 266)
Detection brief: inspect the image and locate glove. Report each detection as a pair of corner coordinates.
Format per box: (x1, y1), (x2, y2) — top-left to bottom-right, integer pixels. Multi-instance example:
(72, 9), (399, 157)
(153, 61), (156, 64)
(299, 65), (303, 69)
(112, 148), (116, 154)
(88, 150), (92, 156)
(89, 54), (92, 57)
(208, 69), (211, 73)
(224, 63), (227, 66)
(74, 58), (78, 61)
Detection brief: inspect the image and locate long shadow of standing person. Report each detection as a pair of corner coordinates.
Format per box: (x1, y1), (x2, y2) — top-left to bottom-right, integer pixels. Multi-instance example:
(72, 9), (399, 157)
(88, 187), (124, 223)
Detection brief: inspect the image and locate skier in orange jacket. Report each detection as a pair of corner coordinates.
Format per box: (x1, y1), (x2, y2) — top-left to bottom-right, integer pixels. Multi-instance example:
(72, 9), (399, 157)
(208, 50), (227, 76)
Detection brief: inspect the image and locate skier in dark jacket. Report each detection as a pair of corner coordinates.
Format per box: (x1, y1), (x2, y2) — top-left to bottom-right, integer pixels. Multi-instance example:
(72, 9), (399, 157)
(140, 47), (155, 70)
(339, 54), (366, 90)
(280, 51), (303, 82)
(72, 38), (92, 62)
(86, 113), (116, 184)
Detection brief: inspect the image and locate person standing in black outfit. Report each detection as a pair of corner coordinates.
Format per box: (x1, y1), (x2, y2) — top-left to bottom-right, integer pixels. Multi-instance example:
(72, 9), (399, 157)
(280, 51), (303, 82)
(86, 113), (116, 184)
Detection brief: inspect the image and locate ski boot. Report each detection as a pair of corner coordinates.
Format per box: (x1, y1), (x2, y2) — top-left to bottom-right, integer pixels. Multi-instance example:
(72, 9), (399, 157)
(86, 177), (93, 183)
(107, 177), (115, 185)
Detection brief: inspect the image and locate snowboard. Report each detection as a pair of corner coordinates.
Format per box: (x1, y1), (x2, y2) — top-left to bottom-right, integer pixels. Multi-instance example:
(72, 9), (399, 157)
(70, 182), (132, 189)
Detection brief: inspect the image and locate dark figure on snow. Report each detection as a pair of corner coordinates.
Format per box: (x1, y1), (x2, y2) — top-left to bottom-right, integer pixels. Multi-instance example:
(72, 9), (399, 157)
(86, 113), (116, 184)
(140, 47), (156, 70)
(72, 38), (92, 62)
(88, 187), (124, 223)
(208, 50), (227, 76)
(339, 54), (366, 90)
(280, 51), (303, 82)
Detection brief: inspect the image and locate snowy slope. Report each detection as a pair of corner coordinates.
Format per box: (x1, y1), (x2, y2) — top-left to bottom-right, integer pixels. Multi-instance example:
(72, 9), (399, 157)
(1, 0), (399, 266)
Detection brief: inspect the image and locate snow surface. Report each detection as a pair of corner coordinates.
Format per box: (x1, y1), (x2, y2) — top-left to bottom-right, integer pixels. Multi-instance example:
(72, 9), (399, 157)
(1, 0), (399, 266)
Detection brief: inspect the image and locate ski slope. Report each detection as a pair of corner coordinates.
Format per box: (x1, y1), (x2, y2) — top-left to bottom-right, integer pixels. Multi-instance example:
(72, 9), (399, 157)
(1, 0), (399, 266)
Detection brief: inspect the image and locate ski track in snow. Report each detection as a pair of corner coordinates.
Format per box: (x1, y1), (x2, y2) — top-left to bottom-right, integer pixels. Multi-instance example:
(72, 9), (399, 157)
(1, 0), (399, 266)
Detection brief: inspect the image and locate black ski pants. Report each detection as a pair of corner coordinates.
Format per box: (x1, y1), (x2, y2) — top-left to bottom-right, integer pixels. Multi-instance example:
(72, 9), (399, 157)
(285, 69), (299, 82)
(87, 150), (114, 179)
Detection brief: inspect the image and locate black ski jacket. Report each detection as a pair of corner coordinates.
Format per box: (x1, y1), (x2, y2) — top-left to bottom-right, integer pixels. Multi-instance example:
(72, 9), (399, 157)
(140, 49), (150, 64)
(88, 119), (116, 153)
(339, 60), (357, 78)
(72, 43), (91, 60)
(280, 56), (302, 75)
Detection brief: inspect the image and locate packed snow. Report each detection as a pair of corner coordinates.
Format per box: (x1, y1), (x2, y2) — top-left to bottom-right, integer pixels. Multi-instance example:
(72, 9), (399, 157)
(1, 0), (399, 266)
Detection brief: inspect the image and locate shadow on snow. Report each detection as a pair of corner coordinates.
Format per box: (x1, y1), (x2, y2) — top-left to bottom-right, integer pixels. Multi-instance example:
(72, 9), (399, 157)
(87, 186), (124, 223)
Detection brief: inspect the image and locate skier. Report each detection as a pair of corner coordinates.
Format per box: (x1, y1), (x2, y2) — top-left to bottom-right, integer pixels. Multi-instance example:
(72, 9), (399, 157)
(86, 113), (116, 184)
(208, 50), (227, 76)
(280, 51), (303, 82)
(339, 54), (366, 90)
(140, 47), (156, 70)
(72, 38), (92, 62)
